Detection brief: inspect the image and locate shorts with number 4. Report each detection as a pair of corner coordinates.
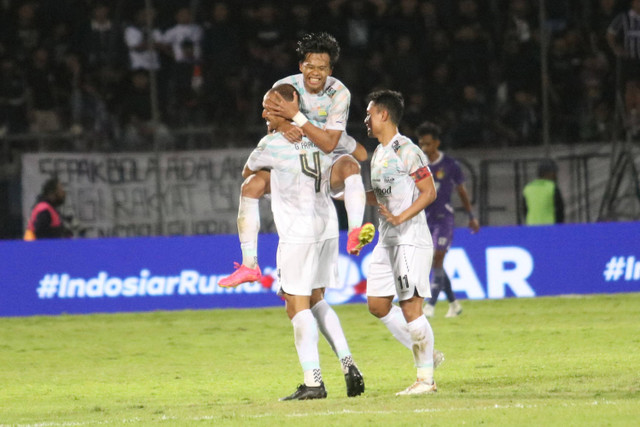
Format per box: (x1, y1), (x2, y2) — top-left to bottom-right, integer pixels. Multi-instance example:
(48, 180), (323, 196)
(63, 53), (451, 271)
(366, 244), (433, 301)
(277, 238), (339, 296)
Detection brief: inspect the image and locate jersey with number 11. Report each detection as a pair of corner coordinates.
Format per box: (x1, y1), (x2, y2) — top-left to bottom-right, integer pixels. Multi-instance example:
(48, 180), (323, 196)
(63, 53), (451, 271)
(370, 133), (432, 248)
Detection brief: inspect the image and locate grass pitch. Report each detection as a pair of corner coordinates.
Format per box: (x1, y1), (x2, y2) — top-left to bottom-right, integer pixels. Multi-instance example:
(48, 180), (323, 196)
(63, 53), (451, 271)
(1, 293), (639, 426)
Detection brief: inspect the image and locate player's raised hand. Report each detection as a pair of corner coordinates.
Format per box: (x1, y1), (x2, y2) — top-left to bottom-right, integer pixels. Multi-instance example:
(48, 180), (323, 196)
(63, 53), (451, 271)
(265, 90), (300, 120)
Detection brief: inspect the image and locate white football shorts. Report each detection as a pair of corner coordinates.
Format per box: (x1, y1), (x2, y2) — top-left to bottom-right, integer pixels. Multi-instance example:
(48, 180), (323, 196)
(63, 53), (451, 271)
(277, 238), (339, 296)
(366, 244), (433, 301)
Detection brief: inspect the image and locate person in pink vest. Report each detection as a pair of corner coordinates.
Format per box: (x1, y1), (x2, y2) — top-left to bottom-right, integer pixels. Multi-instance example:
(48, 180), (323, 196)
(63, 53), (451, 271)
(24, 177), (72, 240)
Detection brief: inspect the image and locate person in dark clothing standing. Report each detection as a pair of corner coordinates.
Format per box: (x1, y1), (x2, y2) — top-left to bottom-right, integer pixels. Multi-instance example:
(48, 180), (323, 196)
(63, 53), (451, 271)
(24, 177), (73, 240)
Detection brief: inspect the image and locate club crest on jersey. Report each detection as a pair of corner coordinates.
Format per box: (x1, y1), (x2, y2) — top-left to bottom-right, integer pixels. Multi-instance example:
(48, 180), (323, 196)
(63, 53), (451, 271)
(392, 140), (401, 152)
(325, 86), (336, 97)
(436, 169), (445, 179)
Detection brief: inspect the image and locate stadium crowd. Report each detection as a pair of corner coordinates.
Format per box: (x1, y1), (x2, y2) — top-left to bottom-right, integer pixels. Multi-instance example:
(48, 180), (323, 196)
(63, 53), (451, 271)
(0, 0), (629, 152)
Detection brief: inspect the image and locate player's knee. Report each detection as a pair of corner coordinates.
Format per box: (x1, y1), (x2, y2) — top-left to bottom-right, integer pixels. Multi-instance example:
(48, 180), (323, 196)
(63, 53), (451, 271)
(367, 301), (387, 318)
(333, 157), (361, 180)
(342, 158), (361, 176)
(241, 174), (266, 198)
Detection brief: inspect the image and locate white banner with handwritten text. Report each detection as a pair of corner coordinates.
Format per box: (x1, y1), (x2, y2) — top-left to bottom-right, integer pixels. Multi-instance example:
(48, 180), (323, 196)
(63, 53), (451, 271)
(21, 150), (276, 237)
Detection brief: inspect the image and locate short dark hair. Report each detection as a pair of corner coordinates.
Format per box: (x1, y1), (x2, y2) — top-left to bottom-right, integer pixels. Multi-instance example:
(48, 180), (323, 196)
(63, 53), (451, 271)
(41, 176), (60, 197)
(366, 90), (405, 125)
(537, 159), (558, 177)
(270, 83), (299, 103)
(296, 32), (340, 67)
(416, 121), (441, 140)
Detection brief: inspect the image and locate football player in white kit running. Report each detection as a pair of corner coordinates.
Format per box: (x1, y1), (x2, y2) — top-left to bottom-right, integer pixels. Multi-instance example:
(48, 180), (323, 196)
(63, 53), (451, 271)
(243, 83), (364, 401)
(364, 90), (439, 395)
(219, 32), (374, 288)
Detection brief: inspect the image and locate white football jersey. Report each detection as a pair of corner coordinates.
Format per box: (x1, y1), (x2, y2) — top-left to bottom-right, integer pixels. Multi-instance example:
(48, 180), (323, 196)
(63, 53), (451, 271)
(246, 133), (339, 243)
(273, 74), (355, 155)
(370, 133), (433, 248)
(274, 74), (350, 130)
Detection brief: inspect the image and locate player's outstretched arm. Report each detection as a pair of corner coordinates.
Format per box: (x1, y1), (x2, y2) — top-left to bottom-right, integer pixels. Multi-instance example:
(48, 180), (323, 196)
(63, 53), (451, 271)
(265, 91), (340, 153)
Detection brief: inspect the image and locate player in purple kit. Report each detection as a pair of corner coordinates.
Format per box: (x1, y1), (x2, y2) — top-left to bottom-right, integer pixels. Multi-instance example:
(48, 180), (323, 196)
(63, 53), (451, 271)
(417, 122), (479, 318)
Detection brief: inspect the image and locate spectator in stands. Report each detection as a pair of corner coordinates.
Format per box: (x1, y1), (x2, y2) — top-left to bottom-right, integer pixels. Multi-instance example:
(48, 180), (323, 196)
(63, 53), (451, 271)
(202, 1), (241, 83)
(0, 0), (629, 150)
(497, 87), (540, 145)
(425, 62), (456, 127)
(119, 69), (173, 151)
(167, 40), (205, 131)
(287, 2), (313, 42)
(25, 47), (61, 133)
(449, 0), (492, 87)
(580, 99), (613, 142)
(452, 84), (490, 147)
(387, 0), (425, 40)
(0, 57), (29, 134)
(607, 0), (640, 131)
(389, 33), (424, 95)
(578, 52), (612, 141)
(124, 7), (163, 72)
(502, 0), (535, 46)
(591, 0), (620, 55)
(74, 2), (126, 72)
(499, 32), (539, 98)
(548, 32), (584, 142)
(6, 2), (43, 65)
(55, 52), (112, 148)
(162, 7), (203, 64)
(24, 176), (73, 240)
(46, 21), (73, 66)
(522, 159), (565, 225)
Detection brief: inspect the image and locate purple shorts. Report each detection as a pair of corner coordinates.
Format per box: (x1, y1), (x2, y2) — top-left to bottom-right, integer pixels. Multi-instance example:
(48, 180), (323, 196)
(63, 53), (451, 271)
(427, 214), (454, 251)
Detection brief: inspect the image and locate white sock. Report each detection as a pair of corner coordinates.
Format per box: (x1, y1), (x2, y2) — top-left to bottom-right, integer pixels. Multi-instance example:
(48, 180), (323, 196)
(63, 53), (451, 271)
(407, 315), (434, 384)
(379, 305), (412, 350)
(343, 174), (365, 231)
(237, 196), (260, 268)
(291, 309), (322, 386)
(312, 299), (353, 374)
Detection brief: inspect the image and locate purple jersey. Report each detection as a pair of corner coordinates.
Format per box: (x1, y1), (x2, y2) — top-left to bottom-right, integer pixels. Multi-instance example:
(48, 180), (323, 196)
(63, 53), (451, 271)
(425, 153), (465, 250)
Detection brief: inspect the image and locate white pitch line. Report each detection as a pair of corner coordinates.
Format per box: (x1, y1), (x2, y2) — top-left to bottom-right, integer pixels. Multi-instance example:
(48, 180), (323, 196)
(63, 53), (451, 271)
(2, 400), (617, 427)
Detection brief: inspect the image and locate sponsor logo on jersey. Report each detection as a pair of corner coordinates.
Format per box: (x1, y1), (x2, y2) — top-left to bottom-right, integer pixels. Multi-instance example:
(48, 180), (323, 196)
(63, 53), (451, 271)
(392, 140), (401, 152)
(374, 187), (392, 197)
(325, 86), (336, 97)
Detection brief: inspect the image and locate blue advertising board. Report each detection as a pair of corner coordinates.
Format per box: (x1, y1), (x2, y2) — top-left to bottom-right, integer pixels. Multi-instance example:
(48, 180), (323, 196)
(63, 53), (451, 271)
(1, 222), (639, 317)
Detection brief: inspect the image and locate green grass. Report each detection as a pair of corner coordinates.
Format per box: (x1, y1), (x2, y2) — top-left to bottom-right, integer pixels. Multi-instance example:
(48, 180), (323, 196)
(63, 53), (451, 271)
(1, 294), (639, 426)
